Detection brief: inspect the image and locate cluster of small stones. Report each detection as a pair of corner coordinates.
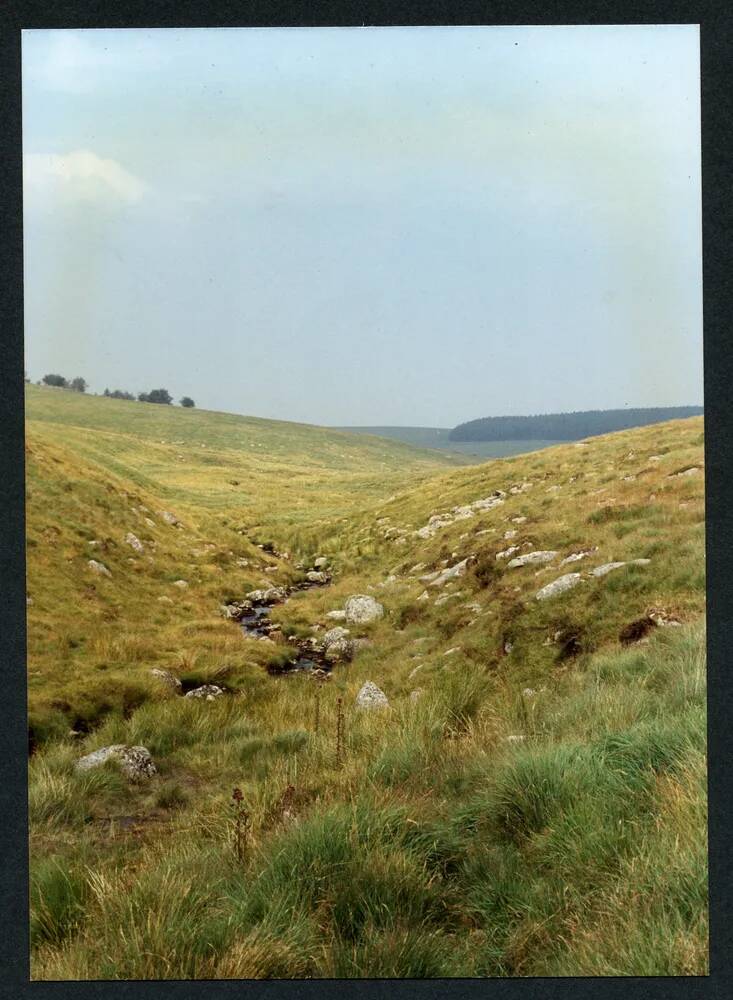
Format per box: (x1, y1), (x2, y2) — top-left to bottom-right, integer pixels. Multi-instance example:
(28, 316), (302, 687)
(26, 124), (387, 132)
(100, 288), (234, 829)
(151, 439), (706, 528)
(414, 490), (508, 540)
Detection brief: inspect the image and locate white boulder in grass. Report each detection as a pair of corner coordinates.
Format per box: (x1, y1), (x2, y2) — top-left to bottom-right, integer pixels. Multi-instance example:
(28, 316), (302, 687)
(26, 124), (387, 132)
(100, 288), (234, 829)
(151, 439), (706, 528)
(506, 551), (558, 569)
(344, 595), (384, 624)
(355, 681), (390, 711)
(149, 668), (182, 691)
(125, 532), (144, 552)
(185, 684), (225, 701)
(75, 745), (156, 782)
(535, 573), (582, 601)
(88, 559), (111, 577)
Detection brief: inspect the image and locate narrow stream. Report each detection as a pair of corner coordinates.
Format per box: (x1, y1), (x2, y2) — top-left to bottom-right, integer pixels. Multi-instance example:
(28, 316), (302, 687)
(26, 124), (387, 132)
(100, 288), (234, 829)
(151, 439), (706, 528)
(239, 579), (330, 675)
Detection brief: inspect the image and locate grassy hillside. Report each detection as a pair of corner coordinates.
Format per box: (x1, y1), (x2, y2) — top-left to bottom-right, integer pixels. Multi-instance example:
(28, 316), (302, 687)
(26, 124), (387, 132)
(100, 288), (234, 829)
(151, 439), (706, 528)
(26, 388), (707, 979)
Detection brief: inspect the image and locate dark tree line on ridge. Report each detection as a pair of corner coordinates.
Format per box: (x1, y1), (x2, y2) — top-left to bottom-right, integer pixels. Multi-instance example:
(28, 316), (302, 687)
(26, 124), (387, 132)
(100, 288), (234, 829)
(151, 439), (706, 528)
(31, 374), (195, 408)
(449, 407), (704, 442)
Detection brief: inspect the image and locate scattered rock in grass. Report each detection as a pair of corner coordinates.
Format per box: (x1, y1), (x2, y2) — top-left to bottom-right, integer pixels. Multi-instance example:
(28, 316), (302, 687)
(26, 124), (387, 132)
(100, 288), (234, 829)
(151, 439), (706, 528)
(668, 467), (700, 479)
(88, 559), (111, 577)
(321, 626), (355, 662)
(417, 591), (429, 602)
(648, 606), (683, 627)
(344, 594), (384, 624)
(306, 570), (330, 584)
(429, 558), (472, 588)
(511, 516), (527, 524)
(496, 546), (520, 561)
(535, 573), (582, 601)
(161, 511), (181, 526)
(434, 592), (463, 607)
(326, 609), (347, 621)
(158, 595), (174, 605)
(76, 745), (156, 781)
(246, 586), (287, 605)
(408, 664), (424, 680)
(507, 550), (558, 569)
(560, 548), (597, 565)
(173, 579), (189, 589)
(314, 556), (329, 569)
(443, 646), (461, 657)
(522, 688), (536, 697)
(124, 532), (144, 552)
(184, 685), (225, 701)
(149, 668), (182, 690)
(504, 529), (518, 540)
(591, 559), (650, 578)
(355, 681), (389, 711)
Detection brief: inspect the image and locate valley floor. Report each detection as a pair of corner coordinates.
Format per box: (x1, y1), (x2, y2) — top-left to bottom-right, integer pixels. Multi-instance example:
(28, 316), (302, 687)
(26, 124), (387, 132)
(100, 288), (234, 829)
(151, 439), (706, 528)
(26, 388), (707, 978)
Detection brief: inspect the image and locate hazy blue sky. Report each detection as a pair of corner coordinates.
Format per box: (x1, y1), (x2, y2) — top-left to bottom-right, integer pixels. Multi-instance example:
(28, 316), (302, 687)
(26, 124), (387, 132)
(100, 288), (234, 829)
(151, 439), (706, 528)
(22, 26), (702, 426)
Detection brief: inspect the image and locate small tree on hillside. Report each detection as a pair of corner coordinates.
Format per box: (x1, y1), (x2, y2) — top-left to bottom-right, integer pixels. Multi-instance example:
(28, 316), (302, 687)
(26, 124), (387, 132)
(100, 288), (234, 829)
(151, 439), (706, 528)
(42, 374), (68, 388)
(139, 388), (172, 405)
(70, 377), (87, 393)
(180, 396), (195, 408)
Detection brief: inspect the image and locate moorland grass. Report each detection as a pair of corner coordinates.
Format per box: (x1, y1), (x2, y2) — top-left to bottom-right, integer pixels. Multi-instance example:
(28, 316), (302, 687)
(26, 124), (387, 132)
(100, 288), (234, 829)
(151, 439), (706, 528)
(25, 387), (707, 978)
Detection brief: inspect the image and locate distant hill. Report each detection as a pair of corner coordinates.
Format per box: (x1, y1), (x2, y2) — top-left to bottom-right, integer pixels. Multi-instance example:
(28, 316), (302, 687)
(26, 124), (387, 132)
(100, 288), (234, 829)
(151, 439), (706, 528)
(450, 406), (704, 442)
(333, 426), (564, 461)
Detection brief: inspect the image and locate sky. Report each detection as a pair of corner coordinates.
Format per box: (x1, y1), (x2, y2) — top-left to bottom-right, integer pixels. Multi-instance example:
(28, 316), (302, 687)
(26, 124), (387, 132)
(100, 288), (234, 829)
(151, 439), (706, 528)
(22, 26), (703, 427)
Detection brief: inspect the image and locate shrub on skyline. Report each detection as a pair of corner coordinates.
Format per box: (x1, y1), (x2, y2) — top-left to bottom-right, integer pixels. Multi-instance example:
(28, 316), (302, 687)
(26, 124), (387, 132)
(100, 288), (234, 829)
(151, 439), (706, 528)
(138, 388), (173, 405)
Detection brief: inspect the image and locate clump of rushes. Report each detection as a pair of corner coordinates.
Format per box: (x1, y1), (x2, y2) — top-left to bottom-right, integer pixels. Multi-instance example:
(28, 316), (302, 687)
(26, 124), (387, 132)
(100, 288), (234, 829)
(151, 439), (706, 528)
(314, 683), (321, 735)
(335, 697), (345, 769)
(231, 787), (250, 863)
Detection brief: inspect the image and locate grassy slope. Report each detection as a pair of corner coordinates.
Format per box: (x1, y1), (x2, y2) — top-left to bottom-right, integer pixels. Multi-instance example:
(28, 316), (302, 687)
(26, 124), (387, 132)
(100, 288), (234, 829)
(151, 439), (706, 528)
(26, 387), (707, 978)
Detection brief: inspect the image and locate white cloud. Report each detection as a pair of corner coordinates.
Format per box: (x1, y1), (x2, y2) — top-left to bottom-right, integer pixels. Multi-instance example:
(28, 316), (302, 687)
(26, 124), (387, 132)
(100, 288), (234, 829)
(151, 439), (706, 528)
(24, 150), (148, 204)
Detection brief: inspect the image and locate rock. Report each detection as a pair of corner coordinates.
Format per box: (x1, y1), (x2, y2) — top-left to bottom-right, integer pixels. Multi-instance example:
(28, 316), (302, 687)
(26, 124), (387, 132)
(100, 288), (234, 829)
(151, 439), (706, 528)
(408, 663), (423, 680)
(184, 685), (225, 701)
(144, 517), (156, 528)
(429, 558), (471, 588)
(161, 511), (180, 526)
(506, 550), (557, 569)
(88, 559), (111, 577)
(314, 556), (329, 569)
(157, 595), (174, 604)
(668, 467), (700, 479)
(173, 579), (189, 589)
(535, 573), (582, 601)
(591, 562), (626, 577)
(443, 646), (461, 657)
(511, 516), (528, 524)
(344, 594), (384, 624)
(125, 532), (144, 552)
(246, 586), (287, 605)
(504, 641), (513, 654)
(149, 668), (182, 691)
(355, 681), (389, 711)
(496, 546), (520, 561)
(504, 529), (518, 540)
(325, 609), (347, 621)
(75, 745), (156, 781)
(306, 571), (330, 584)
(417, 591), (429, 602)
(522, 688), (536, 698)
(560, 548), (596, 565)
(88, 539), (100, 548)
(434, 592), (462, 607)
(409, 563), (427, 574)
(504, 735), (525, 743)
(321, 626), (355, 662)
